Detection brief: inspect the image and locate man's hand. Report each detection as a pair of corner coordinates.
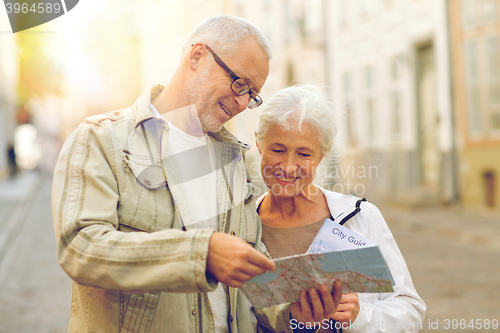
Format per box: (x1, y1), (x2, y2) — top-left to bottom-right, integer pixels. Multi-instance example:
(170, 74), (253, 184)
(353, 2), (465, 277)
(330, 293), (360, 324)
(206, 232), (276, 288)
(290, 280), (343, 329)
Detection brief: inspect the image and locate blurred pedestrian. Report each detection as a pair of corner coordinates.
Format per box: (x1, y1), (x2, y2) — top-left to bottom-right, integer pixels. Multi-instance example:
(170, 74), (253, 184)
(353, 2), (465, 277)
(7, 143), (17, 177)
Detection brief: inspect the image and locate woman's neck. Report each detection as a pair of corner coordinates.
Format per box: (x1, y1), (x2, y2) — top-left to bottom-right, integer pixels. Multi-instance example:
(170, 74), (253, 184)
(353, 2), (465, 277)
(261, 184), (329, 227)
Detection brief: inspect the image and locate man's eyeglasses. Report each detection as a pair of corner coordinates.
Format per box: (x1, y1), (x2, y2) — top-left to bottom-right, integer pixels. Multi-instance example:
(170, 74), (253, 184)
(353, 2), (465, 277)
(204, 45), (263, 109)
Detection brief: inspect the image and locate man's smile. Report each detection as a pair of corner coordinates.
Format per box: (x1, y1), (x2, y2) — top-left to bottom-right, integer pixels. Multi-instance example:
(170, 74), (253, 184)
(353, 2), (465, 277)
(219, 102), (231, 117)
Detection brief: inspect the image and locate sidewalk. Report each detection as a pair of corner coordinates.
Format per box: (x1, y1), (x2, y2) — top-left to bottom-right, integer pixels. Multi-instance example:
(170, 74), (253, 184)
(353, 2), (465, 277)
(380, 203), (500, 250)
(0, 171), (40, 201)
(0, 171), (40, 220)
(0, 172), (72, 333)
(0, 174), (498, 332)
(378, 203), (500, 331)
(0, 171), (43, 264)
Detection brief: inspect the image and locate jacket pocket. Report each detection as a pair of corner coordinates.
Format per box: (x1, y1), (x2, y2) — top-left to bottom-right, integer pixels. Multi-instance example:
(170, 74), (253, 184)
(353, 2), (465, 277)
(120, 293), (160, 333)
(118, 150), (175, 232)
(121, 150), (167, 189)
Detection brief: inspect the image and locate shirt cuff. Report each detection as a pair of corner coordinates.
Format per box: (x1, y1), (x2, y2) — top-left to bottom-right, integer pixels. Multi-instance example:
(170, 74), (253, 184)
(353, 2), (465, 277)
(342, 301), (368, 333)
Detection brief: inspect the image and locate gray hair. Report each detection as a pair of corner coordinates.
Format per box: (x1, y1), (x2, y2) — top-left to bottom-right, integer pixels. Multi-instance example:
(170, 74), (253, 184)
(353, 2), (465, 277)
(256, 85), (337, 155)
(181, 16), (272, 60)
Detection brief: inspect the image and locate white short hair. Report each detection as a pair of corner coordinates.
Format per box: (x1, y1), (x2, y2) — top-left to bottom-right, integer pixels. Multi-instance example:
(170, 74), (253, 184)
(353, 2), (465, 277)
(181, 16), (272, 60)
(256, 85), (337, 155)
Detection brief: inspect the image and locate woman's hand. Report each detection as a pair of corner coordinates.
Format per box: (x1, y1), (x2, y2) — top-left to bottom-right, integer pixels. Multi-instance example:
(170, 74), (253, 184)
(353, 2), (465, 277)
(330, 293), (360, 324)
(290, 280), (343, 330)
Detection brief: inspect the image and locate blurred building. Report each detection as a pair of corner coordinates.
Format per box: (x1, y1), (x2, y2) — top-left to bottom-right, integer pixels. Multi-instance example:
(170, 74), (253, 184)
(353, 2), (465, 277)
(139, 0), (234, 90)
(10, 0), (147, 171)
(0, 34), (19, 179)
(230, 0), (328, 138)
(7, 0), (499, 211)
(329, 0), (457, 206)
(227, 0), (330, 193)
(449, 0), (500, 210)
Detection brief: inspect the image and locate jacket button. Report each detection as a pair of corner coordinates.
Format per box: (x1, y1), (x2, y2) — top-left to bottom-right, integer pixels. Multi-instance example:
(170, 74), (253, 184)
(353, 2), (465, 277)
(192, 310), (196, 316)
(247, 179), (251, 183)
(144, 180), (151, 186)
(231, 231), (236, 236)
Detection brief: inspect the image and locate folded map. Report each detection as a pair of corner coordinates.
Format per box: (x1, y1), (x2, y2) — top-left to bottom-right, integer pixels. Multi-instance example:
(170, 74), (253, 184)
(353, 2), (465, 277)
(241, 220), (394, 309)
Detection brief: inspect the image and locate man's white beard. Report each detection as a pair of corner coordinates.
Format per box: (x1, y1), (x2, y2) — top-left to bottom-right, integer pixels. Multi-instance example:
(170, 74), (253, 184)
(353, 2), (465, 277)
(183, 68), (224, 133)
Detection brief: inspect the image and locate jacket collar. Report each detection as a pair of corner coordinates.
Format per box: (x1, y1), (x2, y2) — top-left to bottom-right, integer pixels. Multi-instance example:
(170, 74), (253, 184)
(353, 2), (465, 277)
(209, 128), (250, 151)
(132, 85), (250, 150)
(132, 84), (164, 129)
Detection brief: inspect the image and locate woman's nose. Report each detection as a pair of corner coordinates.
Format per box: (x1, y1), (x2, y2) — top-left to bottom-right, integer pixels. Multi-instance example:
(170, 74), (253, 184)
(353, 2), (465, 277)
(281, 155), (298, 174)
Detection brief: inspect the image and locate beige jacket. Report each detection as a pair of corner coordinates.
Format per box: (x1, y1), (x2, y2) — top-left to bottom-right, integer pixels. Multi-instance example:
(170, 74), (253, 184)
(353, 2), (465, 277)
(52, 86), (293, 333)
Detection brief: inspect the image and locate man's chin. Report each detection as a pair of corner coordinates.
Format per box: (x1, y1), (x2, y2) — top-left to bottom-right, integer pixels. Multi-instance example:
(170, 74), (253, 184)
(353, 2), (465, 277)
(201, 119), (225, 133)
(199, 109), (227, 133)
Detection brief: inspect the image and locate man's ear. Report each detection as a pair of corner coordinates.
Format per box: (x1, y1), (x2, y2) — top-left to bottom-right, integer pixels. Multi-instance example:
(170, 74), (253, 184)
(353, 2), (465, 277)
(189, 43), (205, 71)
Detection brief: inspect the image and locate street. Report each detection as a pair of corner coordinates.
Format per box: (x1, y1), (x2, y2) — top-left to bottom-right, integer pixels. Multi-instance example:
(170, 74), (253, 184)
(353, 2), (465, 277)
(382, 204), (500, 332)
(0, 172), (499, 332)
(391, 227), (500, 332)
(0, 173), (71, 333)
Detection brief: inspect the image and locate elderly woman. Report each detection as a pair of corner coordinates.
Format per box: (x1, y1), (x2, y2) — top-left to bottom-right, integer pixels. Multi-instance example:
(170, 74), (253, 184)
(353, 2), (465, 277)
(255, 85), (425, 332)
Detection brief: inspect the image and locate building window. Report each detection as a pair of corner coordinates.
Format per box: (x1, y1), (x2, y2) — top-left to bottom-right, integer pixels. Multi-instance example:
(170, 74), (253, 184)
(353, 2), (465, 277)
(464, 34), (500, 137)
(461, 0), (477, 29)
(464, 39), (483, 135)
(261, 0), (274, 45)
(461, 0), (498, 29)
(343, 71), (356, 145)
(364, 64), (373, 90)
(339, 0), (349, 29)
(388, 57), (403, 142)
(364, 65), (376, 143)
(360, 0), (374, 19)
(285, 0), (293, 46)
(486, 35), (500, 131)
(304, 0), (322, 37)
(367, 98), (375, 140)
(484, 0), (498, 25)
(391, 91), (402, 139)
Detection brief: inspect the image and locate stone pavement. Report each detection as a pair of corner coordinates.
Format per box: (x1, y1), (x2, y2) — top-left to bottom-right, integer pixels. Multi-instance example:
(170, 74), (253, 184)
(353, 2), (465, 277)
(0, 172), (71, 333)
(381, 204), (500, 250)
(0, 172), (498, 332)
(380, 204), (500, 333)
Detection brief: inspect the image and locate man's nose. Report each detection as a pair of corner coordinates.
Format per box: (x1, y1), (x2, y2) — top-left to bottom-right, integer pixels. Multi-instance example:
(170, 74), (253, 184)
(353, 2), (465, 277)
(234, 94), (249, 113)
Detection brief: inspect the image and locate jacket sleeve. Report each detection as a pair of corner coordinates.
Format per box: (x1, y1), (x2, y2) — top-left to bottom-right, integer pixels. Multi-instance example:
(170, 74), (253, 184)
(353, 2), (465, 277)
(52, 122), (218, 293)
(343, 203), (426, 333)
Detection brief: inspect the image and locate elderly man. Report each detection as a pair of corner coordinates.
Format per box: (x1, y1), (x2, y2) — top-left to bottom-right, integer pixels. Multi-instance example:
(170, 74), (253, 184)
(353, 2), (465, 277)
(52, 16), (340, 333)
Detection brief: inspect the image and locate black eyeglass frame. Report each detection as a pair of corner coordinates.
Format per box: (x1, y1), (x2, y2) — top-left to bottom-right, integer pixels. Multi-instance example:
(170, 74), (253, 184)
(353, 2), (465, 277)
(200, 44), (263, 109)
